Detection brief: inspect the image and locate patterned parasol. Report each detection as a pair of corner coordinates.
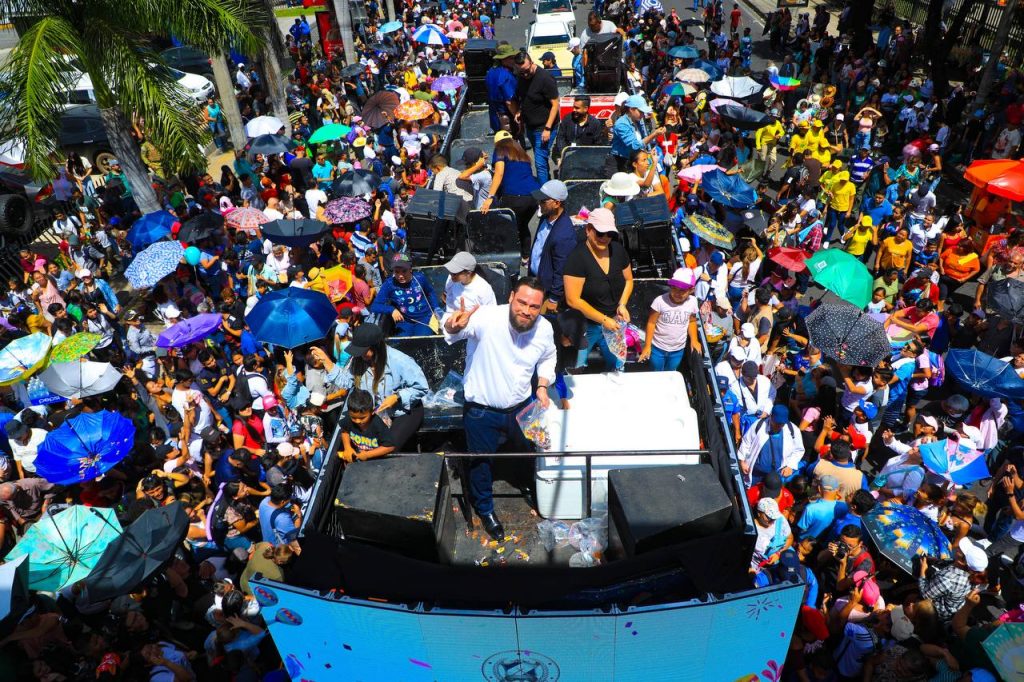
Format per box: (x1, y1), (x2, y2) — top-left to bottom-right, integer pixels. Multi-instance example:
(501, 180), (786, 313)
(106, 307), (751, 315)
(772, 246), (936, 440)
(431, 76), (465, 92)
(393, 99), (436, 121)
(0, 333), (52, 386)
(50, 333), (102, 364)
(683, 214), (735, 250)
(323, 198), (372, 224)
(225, 207), (271, 233)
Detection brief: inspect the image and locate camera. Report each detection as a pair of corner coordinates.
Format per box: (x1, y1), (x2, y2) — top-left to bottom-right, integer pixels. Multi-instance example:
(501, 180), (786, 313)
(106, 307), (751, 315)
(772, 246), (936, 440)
(830, 541), (848, 560)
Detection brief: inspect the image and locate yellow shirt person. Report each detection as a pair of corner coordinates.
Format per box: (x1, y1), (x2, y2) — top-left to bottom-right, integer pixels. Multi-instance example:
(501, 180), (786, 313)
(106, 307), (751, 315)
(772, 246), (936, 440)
(755, 119), (785, 149)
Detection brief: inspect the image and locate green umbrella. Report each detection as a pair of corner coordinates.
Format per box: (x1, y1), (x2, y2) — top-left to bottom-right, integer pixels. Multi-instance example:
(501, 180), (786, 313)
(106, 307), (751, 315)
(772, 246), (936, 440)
(49, 332), (102, 364)
(308, 123), (353, 144)
(805, 249), (874, 309)
(6, 506), (121, 592)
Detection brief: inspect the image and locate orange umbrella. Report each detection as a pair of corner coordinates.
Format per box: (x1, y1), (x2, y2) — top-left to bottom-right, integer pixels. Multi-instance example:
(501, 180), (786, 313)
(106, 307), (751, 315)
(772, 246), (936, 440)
(965, 159), (1024, 202)
(393, 99), (435, 121)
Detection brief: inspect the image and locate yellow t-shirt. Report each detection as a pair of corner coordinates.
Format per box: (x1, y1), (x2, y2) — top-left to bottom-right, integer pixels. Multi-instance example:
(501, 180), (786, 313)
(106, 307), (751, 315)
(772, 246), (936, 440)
(846, 227), (874, 256)
(830, 181), (856, 212)
(880, 237), (913, 270)
(789, 133), (808, 155)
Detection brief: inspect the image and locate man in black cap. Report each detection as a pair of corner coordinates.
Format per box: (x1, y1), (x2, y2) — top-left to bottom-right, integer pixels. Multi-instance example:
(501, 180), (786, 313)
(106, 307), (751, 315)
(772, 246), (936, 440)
(457, 147), (492, 209)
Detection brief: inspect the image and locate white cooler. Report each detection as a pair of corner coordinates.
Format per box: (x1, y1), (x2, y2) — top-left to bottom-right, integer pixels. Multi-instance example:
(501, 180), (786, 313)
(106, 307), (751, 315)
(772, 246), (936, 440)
(534, 372), (701, 520)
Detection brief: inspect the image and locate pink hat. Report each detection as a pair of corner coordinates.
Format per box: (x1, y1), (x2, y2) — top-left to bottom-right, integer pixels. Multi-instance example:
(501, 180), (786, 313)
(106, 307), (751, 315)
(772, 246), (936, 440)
(668, 267), (697, 289)
(262, 394), (279, 410)
(852, 570), (880, 606)
(586, 207), (618, 234)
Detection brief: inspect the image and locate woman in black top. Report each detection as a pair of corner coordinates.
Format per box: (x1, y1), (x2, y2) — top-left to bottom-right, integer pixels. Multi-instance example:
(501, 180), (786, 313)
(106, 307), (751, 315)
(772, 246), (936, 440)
(563, 207), (634, 371)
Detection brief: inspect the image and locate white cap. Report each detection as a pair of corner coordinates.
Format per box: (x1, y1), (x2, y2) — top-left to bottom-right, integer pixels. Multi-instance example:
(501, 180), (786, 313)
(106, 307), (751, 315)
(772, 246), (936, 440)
(568, 37), (581, 50)
(309, 392), (326, 407)
(890, 606), (915, 641)
(741, 322), (756, 339)
(729, 346), (746, 361)
(277, 442), (298, 457)
(163, 304), (181, 319)
(958, 537), (988, 572)
(614, 92), (629, 106)
(75, 268), (92, 278)
(679, 237), (691, 253)
(363, 147), (376, 159)
(835, 113), (845, 121)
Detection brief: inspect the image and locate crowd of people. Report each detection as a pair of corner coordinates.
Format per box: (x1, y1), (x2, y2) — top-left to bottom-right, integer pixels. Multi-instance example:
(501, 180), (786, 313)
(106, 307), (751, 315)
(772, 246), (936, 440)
(2, 0), (1024, 678)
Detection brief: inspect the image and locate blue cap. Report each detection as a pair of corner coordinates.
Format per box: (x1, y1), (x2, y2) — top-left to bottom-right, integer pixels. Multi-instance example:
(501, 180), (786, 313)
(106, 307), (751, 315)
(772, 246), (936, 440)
(857, 399), (878, 420)
(710, 251), (725, 265)
(771, 403), (790, 424)
(624, 94), (652, 114)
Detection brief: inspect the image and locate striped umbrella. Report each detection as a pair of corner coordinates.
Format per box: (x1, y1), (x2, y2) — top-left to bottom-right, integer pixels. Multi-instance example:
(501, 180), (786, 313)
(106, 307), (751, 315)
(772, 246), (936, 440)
(225, 207), (270, 234)
(412, 24), (449, 45)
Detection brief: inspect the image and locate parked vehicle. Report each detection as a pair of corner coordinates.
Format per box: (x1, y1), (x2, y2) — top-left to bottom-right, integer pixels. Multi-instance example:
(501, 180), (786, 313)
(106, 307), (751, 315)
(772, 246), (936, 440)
(63, 65), (214, 105)
(57, 105), (117, 175)
(159, 46), (215, 80)
(526, 20), (575, 75)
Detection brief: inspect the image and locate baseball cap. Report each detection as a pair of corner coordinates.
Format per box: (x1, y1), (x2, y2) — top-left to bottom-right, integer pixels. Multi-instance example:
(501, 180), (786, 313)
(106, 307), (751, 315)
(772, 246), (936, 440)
(757, 497), (781, 520)
(493, 130), (513, 143)
(277, 442), (298, 458)
(890, 605), (915, 641)
(945, 394), (970, 414)
(819, 475), (840, 492)
(309, 391), (326, 407)
(835, 113), (845, 121)
(614, 91), (629, 106)
(761, 472), (782, 498)
(624, 94), (652, 114)
(391, 252), (413, 270)
(860, 215), (873, 226)
(770, 403), (790, 424)
(460, 147), (483, 166)
(75, 268), (92, 279)
(741, 360), (759, 379)
(262, 394), (278, 410)
(667, 267), (697, 289)
(122, 309), (140, 322)
(444, 251), (477, 274)
(857, 399), (878, 420)
(799, 605), (829, 641)
(586, 207), (617, 234)
(679, 237), (691, 253)
(740, 322), (756, 339)
(540, 51), (556, 62)
(710, 251), (725, 265)
(531, 179), (569, 203)
(346, 322), (384, 357)
(569, 37), (581, 50)
(958, 537), (988, 572)
(917, 414), (938, 430)
(729, 346), (746, 363)
(852, 570), (880, 606)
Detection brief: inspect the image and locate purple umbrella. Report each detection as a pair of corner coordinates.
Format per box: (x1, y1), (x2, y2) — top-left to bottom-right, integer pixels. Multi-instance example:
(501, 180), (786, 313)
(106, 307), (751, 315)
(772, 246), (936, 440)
(156, 313), (223, 349)
(323, 198), (372, 224)
(430, 75), (464, 92)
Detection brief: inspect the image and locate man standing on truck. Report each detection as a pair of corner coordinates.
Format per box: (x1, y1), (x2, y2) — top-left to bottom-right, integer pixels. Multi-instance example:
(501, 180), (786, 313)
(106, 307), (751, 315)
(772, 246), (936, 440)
(485, 44), (521, 135)
(515, 52), (560, 184)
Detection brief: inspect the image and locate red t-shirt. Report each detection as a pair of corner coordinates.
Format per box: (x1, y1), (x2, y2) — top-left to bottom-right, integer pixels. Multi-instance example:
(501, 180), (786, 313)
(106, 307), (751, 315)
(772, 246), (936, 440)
(730, 8), (742, 27)
(746, 484), (795, 513)
(232, 415), (265, 450)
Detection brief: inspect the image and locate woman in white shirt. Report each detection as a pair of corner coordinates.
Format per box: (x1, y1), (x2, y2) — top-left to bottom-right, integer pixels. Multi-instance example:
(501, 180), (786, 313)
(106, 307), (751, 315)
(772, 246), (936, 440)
(265, 245), (291, 282)
(727, 322), (763, 365)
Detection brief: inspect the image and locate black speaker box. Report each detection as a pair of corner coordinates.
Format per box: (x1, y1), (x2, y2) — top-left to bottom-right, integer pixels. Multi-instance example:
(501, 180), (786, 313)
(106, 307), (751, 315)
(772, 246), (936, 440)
(584, 33), (622, 69)
(406, 188), (469, 255)
(334, 455), (447, 561)
(613, 196), (674, 274)
(608, 464), (732, 557)
(467, 76), (488, 104)
(464, 39), (497, 78)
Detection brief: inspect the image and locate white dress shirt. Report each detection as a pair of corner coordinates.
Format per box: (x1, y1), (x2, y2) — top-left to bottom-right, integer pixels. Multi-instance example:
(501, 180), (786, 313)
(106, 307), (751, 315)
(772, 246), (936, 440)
(444, 304), (556, 409)
(443, 273), (497, 317)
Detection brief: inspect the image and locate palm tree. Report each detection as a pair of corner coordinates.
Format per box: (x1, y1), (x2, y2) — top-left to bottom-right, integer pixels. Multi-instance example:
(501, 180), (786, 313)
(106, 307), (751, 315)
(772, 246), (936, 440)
(0, 0), (270, 214)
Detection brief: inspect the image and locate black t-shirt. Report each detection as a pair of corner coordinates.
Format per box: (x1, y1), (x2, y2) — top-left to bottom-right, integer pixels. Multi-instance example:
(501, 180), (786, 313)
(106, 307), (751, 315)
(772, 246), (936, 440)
(340, 414), (394, 454)
(197, 362), (232, 402)
(516, 68), (560, 129)
(563, 241), (631, 318)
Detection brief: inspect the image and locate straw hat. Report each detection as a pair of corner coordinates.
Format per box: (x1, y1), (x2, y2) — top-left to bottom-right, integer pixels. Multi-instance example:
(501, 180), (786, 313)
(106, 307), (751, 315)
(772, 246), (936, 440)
(600, 172), (641, 198)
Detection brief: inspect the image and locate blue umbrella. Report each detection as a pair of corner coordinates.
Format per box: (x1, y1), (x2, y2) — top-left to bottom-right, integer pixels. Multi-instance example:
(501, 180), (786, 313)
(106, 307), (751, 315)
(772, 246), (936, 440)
(668, 45), (699, 59)
(862, 500), (952, 574)
(380, 20), (403, 34)
(246, 288), (337, 348)
(35, 411), (135, 485)
(126, 211), (177, 251)
(412, 24), (449, 45)
(700, 169), (758, 208)
(157, 313), (222, 349)
(946, 348), (1024, 400)
(125, 241), (184, 289)
(692, 59), (722, 80)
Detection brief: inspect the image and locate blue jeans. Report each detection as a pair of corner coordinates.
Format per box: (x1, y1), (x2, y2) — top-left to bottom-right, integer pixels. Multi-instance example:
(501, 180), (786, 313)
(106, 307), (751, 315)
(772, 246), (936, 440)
(208, 120), (226, 151)
(649, 345), (685, 371)
(224, 534), (252, 551)
(577, 322), (625, 371)
(528, 127), (555, 184)
(825, 209), (848, 241)
(464, 401), (533, 514)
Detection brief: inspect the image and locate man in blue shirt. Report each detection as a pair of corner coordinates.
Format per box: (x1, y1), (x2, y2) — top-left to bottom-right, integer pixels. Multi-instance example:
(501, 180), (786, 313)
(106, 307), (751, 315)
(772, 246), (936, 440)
(611, 95), (663, 171)
(485, 44), (520, 134)
(860, 190), (894, 227)
(795, 475), (844, 540)
(528, 180), (577, 309)
(569, 38), (584, 88)
(258, 484), (302, 546)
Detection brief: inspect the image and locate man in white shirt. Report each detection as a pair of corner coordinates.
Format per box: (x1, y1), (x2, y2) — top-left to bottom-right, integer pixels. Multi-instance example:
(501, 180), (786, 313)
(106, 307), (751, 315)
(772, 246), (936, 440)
(441, 251), (496, 318)
(170, 370), (215, 434)
(263, 197), (285, 222)
(579, 11), (618, 52)
(305, 186), (328, 218)
(444, 277), (556, 541)
(427, 154), (473, 203)
(6, 421), (47, 479)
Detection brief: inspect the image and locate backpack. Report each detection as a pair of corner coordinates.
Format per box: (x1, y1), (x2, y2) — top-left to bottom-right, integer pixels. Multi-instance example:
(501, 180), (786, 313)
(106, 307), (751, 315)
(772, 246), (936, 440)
(927, 350), (945, 388)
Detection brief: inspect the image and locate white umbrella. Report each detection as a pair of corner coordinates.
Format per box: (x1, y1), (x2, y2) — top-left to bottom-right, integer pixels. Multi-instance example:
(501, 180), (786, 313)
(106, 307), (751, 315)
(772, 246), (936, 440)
(709, 76), (763, 99)
(0, 555), (29, 625)
(40, 361), (123, 399)
(675, 68), (711, 84)
(245, 116), (285, 138)
(0, 139), (25, 167)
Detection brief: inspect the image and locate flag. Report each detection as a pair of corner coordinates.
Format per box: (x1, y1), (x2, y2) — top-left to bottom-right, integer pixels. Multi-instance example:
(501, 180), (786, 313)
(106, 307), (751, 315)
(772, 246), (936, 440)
(920, 438), (990, 485)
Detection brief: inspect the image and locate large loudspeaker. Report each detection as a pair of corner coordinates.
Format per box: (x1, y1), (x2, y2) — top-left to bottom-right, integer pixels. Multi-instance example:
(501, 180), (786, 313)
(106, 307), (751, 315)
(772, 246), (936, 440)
(608, 464), (732, 557)
(464, 39), (497, 78)
(614, 195), (675, 276)
(405, 188), (469, 261)
(334, 455), (447, 562)
(583, 33), (622, 93)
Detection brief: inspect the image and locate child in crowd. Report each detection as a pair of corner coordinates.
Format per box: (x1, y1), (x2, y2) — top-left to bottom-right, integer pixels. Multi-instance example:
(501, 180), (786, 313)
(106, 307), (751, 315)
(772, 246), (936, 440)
(339, 389), (395, 463)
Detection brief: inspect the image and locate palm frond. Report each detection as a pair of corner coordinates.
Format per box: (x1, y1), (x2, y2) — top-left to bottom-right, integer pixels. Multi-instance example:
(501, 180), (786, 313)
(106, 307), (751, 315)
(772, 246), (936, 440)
(77, 21), (208, 175)
(114, 0), (270, 56)
(0, 16), (84, 181)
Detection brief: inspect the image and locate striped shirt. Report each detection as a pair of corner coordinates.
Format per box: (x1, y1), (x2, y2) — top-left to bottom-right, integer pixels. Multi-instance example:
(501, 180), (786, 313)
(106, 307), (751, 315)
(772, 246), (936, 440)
(850, 156), (874, 183)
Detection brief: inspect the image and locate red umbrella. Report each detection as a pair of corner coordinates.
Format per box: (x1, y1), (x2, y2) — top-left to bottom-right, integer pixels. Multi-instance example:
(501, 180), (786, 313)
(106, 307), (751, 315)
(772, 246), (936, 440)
(965, 159), (1024, 202)
(768, 246), (810, 272)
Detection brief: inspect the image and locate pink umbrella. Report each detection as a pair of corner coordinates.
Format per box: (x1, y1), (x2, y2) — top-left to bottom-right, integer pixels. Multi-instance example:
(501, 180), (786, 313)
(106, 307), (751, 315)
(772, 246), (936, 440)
(708, 98), (737, 113)
(678, 164), (724, 182)
(225, 207), (270, 234)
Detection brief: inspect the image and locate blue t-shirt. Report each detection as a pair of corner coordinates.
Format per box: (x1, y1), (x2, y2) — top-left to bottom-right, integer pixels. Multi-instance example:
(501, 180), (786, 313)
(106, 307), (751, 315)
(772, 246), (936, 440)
(259, 497), (299, 545)
(493, 153), (540, 196)
(796, 499), (841, 540)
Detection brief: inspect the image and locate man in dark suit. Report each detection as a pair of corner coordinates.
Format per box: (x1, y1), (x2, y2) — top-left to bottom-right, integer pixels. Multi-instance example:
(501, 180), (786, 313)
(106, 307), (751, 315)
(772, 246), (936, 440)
(528, 180), (578, 312)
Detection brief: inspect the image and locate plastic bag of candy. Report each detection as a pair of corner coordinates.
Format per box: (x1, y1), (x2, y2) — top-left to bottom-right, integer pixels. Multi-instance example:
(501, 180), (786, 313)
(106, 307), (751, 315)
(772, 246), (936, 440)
(602, 322), (628, 363)
(516, 400), (552, 451)
(422, 370), (464, 409)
